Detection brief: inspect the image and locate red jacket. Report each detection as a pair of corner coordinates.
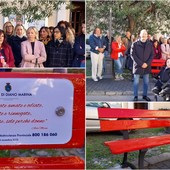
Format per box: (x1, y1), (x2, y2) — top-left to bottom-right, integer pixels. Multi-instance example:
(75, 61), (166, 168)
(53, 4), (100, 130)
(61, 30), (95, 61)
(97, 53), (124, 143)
(0, 45), (15, 67)
(111, 42), (126, 60)
(153, 45), (162, 59)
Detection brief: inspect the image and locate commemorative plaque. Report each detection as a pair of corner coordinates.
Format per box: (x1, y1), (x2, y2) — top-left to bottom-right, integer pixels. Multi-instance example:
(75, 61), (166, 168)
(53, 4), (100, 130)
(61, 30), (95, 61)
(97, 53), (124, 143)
(0, 78), (74, 145)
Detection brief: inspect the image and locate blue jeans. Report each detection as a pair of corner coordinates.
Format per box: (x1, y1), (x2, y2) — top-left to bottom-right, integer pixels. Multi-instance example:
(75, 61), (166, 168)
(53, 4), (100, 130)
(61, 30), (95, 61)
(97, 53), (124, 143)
(114, 55), (124, 74)
(133, 74), (149, 97)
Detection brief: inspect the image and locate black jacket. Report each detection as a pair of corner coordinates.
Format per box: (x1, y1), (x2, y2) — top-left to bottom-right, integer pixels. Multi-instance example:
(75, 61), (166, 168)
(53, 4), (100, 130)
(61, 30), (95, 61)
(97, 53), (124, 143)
(157, 66), (170, 83)
(46, 40), (73, 67)
(8, 35), (27, 67)
(131, 39), (154, 75)
(73, 34), (85, 67)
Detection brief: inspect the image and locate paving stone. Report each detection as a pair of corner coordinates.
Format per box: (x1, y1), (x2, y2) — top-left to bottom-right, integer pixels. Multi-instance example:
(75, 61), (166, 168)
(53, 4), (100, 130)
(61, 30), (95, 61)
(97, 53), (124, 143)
(87, 78), (156, 97)
(144, 153), (170, 169)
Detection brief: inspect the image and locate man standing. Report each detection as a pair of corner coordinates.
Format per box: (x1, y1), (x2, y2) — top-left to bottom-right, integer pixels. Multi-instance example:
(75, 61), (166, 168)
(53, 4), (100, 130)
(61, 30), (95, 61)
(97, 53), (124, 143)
(89, 27), (106, 81)
(131, 29), (154, 101)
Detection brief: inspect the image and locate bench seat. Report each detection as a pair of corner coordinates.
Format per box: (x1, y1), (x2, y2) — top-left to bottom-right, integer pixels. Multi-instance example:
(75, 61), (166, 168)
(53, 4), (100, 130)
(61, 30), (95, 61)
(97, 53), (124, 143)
(0, 156), (84, 169)
(151, 69), (160, 73)
(105, 134), (170, 154)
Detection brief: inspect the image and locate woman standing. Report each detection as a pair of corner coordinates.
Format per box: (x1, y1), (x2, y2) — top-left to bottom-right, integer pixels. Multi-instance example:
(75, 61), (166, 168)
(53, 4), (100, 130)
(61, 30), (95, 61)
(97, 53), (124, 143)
(161, 38), (170, 60)
(0, 30), (15, 68)
(153, 39), (161, 59)
(8, 24), (27, 67)
(39, 26), (51, 46)
(3, 21), (14, 43)
(89, 27), (106, 81)
(21, 26), (47, 68)
(73, 22), (85, 67)
(111, 35), (126, 80)
(46, 26), (73, 67)
(57, 20), (75, 48)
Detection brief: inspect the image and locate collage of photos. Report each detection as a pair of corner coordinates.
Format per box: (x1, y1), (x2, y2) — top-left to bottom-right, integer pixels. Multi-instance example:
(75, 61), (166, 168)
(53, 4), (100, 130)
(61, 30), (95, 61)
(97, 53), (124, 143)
(86, 0), (170, 170)
(0, 0), (85, 169)
(0, 0), (170, 169)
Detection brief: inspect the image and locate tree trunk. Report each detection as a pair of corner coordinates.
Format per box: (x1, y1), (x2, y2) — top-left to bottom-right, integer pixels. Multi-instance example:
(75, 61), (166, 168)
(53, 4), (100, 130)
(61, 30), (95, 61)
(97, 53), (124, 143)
(127, 15), (135, 34)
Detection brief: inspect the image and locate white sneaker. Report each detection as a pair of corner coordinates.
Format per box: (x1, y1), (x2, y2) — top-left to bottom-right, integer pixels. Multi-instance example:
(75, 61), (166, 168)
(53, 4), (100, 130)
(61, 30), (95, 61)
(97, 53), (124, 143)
(119, 74), (124, 80)
(115, 74), (120, 81)
(92, 78), (98, 82)
(98, 76), (103, 80)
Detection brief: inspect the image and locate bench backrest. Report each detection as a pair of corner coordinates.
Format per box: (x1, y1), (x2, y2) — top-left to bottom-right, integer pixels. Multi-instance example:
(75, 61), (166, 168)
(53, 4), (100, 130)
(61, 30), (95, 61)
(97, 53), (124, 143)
(98, 108), (170, 131)
(0, 72), (85, 150)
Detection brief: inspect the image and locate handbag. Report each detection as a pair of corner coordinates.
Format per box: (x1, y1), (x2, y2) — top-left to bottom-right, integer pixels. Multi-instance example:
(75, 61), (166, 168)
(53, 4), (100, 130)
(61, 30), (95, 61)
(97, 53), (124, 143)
(125, 55), (133, 70)
(34, 58), (40, 68)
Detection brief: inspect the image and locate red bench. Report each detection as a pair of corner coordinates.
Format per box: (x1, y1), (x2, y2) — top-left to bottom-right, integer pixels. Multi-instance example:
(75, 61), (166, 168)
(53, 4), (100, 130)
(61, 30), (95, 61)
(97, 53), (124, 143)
(98, 107), (170, 169)
(151, 59), (165, 75)
(0, 72), (85, 169)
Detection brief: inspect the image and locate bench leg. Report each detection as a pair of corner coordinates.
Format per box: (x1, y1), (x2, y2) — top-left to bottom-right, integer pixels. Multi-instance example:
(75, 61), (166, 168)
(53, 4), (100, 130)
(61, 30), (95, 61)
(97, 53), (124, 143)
(138, 149), (148, 169)
(121, 130), (137, 169)
(121, 153), (137, 169)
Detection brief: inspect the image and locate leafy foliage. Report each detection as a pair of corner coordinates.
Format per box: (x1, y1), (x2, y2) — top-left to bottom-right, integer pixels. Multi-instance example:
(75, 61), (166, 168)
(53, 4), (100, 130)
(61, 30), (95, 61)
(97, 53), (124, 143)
(0, 0), (65, 22)
(86, 0), (170, 36)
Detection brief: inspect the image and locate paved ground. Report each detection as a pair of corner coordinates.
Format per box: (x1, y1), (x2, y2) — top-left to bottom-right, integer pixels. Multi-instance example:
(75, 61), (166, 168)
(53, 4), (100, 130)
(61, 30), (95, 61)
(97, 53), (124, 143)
(86, 77), (165, 101)
(113, 153), (170, 169)
(135, 153), (170, 169)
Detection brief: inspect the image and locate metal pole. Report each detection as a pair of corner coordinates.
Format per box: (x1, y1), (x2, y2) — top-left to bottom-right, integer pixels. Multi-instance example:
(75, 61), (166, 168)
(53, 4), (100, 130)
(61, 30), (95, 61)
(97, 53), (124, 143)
(103, 7), (113, 78)
(109, 8), (112, 54)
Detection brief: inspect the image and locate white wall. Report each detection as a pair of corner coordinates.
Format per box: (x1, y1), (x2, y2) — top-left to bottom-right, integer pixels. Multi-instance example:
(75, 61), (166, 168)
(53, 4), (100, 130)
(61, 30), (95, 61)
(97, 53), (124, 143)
(149, 102), (170, 110)
(56, 2), (70, 24)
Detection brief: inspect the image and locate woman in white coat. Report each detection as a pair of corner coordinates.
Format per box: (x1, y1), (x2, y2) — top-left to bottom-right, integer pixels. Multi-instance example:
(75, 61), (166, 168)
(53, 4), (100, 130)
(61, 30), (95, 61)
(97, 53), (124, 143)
(21, 26), (47, 68)
(161, 38), (170, 60)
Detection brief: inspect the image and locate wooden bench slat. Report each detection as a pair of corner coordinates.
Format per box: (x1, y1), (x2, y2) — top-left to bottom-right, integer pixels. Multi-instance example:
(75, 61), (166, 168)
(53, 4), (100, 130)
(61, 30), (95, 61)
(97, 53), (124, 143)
(0, 156), (84, 169)
(100, 120), (170, 131)
(151, 69), (160, 73)
(98, 108), (170, 118)
(105, 134), (170, 154)
(151, 63), (165, 66)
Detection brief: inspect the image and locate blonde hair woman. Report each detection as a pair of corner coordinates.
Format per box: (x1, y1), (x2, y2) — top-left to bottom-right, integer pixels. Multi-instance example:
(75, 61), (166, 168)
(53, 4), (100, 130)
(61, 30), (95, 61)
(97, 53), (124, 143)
(21, 26), (47, 68)
(111, 35), (126, 80)
(3, 21), (14, 42)
(8, 24), (27, 67)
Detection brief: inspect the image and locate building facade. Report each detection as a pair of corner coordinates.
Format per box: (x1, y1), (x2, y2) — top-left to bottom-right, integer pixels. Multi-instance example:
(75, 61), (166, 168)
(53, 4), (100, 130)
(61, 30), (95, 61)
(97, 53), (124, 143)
(0, 0), (85, 34)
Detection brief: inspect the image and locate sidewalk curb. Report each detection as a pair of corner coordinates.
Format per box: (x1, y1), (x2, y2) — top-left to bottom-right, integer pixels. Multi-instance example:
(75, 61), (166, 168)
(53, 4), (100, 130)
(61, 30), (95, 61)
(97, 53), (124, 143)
(87, 91), (153, 96)
(132, 153), (170, 168)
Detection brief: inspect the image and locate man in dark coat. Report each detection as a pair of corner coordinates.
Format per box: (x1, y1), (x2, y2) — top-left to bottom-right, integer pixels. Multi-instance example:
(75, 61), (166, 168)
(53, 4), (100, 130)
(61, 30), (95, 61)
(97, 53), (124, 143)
(131, 29), (154, 101)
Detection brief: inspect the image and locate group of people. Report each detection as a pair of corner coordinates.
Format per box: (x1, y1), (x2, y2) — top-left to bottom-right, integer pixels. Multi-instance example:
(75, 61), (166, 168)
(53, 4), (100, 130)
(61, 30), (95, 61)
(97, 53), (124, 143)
(0, 20), (85, 68)
(89, 27), (170, 101)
